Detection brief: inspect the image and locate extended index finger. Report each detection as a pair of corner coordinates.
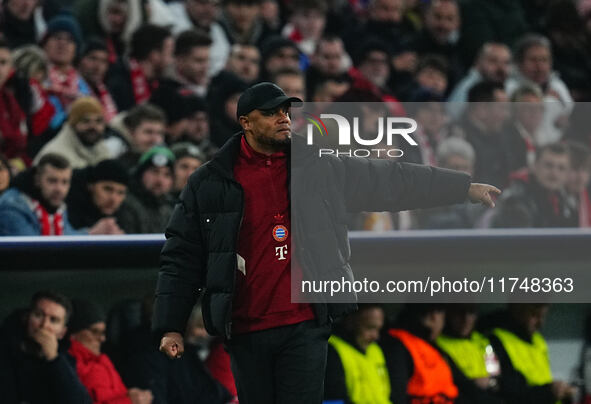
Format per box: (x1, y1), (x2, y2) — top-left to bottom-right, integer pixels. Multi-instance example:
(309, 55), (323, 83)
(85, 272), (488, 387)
(487, 185), (502, 196)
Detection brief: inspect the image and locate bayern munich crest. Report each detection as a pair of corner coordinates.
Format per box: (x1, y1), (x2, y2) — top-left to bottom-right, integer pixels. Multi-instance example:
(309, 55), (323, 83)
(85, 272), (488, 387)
(273, 225), (288, 242)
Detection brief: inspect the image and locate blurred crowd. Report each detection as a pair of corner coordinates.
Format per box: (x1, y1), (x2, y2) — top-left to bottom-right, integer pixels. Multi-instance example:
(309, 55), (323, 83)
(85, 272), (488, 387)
(3, 291), (591, 404)
(1, 0), (591, 234)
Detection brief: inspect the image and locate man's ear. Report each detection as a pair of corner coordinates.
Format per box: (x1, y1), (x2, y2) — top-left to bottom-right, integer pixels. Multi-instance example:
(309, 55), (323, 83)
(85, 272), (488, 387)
(239, 115), (250, 131)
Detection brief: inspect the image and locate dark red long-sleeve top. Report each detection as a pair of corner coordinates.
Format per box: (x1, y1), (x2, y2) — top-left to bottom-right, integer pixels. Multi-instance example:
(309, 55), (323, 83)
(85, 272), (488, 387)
(231, 136), (315, 334)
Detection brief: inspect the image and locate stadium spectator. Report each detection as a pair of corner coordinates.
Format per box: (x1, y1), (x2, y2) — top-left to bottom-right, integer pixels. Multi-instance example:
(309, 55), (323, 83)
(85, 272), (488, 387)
(504, 85), (545, 173)
(106, 103), (166, 170)
(485, 304), (578, 404)
(10, 45), (56, 158)
(306, 35), (349, 99)
(170, 30), (212, 97)
(324, 304), (390, 403)
(344, 0), (419, 67)
(117, 146), (174, 234)
(11, 44), (49, 83)
(447, 42), (511, 118)
(0, 41), (55, 166)
(35, 97), (111, 169)
(206, 338), (238, 400)
(436, 305), (502, 401)
(491, 143), (577, 228)
(0, 39), (30, 163)
(282, 0), (327, 57)
(458, 0), (528, 68)
(43, 14), (91, 127)
(0, 0), (47, 48)
(401, 98), (447, 166)
(400, 55), (449, 100)
(260, 0), (280, 30)
(119, 297), (233, 404)
(415, 0), (463, 87)
(351, 39), (393, 97)
(207, 46), (259, 146)
(181, 97), (217, 159)
(565, 141), (591, 227)
(0, 291), (92, 404)
(454, 81), (511, 188)
(168, 0), (230, 76)
(170, 142), (205, 200)
(259, 36), (302, 81)
(0, 153), (122, 235)
(506, 34), (574, 145)
(271, 67), (306, 101)
(415, 56), (449, 97)
(545, 0), (591, 102)
(381, 304), (459, 404)
(0, 153), (12, 195)
(68, 298), (153, 404)
(78, 38), (118, 122)
(414, 137), (485, 229)
(311, 76), (350, 102)
(222, 44), (261, 84)
(437, 137), (476, 176)
(148, 84), (199, 145)
(218, 0), (276, 47)
(310, 35), (348, 78)
(207, 71), (248, 147)
(66, 159), (128, 231)
(106, 24), (174, 111)
(76, 0), (142, 63)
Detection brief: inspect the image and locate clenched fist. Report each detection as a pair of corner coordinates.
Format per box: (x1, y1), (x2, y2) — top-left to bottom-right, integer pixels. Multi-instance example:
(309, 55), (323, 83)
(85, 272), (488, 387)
(159, 332), (184, 359)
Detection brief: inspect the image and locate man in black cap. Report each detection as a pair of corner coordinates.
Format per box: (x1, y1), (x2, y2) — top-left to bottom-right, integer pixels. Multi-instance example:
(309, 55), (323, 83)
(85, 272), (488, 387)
(153, 82), (501, 403)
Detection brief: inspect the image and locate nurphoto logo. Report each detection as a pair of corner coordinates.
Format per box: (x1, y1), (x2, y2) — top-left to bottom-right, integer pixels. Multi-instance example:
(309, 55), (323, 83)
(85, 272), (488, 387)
(304, 112), (419, 158)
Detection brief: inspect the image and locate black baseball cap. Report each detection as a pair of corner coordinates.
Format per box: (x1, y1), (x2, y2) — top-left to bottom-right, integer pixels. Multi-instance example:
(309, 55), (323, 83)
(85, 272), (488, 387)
(236, 82), (302, 119)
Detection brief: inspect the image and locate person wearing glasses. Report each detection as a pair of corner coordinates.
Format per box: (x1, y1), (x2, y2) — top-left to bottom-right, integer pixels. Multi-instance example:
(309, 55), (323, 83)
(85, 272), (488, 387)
(68, 299), (154, 404)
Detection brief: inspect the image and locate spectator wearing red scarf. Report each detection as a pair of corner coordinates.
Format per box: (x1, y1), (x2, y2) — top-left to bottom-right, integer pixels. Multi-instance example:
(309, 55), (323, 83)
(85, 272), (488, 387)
(42, 14), (92, 129)
(0, 153), (123, 235)
(106, 25), (174, 112)
(78, 39), (118, 123)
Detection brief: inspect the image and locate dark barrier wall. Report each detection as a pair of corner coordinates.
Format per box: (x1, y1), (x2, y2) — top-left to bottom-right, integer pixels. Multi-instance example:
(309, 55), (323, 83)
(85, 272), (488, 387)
(1, 230), (591, 339)
(3, 229), (591, 270)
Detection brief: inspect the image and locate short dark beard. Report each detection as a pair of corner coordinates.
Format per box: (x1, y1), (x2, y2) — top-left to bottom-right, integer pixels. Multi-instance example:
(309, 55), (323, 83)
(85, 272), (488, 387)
(253, 132), (291, 152)
(31, 186), (59, 214)
(76, 130), (101, 147)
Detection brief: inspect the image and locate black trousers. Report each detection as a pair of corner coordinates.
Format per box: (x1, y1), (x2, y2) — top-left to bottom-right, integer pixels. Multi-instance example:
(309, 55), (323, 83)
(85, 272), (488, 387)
(226, 320), (331, 404)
